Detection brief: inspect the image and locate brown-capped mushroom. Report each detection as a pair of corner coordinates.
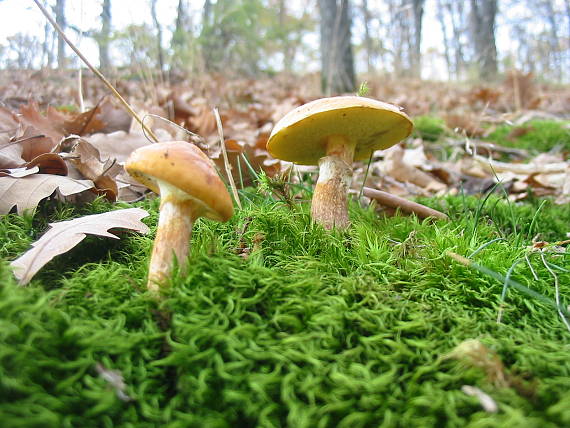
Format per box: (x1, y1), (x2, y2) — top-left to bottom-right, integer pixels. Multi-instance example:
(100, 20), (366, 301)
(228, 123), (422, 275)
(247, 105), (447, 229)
(125, 141), (233, 292)
(267, 96), (413, 229)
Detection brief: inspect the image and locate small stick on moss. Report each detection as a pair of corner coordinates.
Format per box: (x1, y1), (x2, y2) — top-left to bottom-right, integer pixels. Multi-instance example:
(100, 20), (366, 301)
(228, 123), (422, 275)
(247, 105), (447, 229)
(213, 107), (241, 209)
(363, 187), (448, 220)
(32, 0), (160, 143)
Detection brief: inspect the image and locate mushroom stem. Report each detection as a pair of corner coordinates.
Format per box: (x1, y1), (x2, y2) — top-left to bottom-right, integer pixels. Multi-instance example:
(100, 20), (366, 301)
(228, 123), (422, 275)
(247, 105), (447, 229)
(311, 135), (356, 230)
(147, 184), (195, 292)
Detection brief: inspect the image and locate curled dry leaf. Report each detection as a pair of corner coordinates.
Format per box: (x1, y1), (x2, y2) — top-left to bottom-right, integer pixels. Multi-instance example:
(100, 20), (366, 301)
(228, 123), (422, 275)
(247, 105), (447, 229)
(66, 137), (121, 200)
(0, 174), (94, 214)
(25, 153), (68, 175)
(10, 208), (150, 285)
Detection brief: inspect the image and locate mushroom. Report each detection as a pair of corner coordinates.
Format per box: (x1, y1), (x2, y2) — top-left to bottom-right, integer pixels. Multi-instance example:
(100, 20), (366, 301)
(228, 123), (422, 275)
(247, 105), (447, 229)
(266, 96), (413, 229)
(125, 141), (233, 292)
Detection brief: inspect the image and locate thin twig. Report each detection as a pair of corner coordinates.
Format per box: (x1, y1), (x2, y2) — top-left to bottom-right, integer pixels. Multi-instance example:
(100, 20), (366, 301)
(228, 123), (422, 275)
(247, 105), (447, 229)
(32, 0), (160, 143)
(363, 187), (448, 220)
(213, 108), (241, 209)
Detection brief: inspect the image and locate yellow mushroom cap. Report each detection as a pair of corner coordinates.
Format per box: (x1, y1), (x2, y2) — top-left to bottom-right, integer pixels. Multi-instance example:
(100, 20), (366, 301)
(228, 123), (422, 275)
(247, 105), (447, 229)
(125, 141), (234, 222)
(267, 96), (413, 165)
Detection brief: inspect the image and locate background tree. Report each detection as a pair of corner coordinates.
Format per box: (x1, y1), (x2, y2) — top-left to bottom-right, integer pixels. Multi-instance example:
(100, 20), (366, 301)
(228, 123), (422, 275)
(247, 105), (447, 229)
(410, 0), (425, 78)
(42, 4), (55, 69)
(98, 0), (112, 71)
(150, 0), (165, 79)
(198, 0), (266, 75)
(319, 0), (355, 94)
(170, 0), (196, 72)
(6, 34), (42, 69)
(469, 0), (498, 80)
(55, 0), (66, 69)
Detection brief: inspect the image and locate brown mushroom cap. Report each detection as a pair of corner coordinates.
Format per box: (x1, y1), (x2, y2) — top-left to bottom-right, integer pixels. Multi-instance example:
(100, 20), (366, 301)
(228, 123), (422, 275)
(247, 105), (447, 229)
(267, 96), (413, 165)
(125, 141), (233, 222)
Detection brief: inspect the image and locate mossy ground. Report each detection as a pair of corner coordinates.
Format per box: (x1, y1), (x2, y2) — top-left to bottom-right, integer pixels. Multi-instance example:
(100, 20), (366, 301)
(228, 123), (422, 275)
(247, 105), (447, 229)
(413, 115), (570, 155)
(486, 120), (570, 153)
(1, 187), (569, 427)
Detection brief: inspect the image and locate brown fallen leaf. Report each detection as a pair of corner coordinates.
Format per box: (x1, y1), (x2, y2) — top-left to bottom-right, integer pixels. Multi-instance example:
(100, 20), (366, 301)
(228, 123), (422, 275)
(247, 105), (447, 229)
(25, 152), (68, 175)
(0, 142), (25, 169)
(19, 101), (65, 143)
(86, 131), (154, 162)
(10, 208), (150, 285)
(56, 97), (132, 136)
(65, 137), (121, 200)
(0, 174), (94, 214)
(383, 145), (447, 192)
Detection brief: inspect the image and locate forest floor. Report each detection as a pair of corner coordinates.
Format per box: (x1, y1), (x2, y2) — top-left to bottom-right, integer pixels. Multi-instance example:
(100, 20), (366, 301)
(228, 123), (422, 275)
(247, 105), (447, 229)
(0, 70), (569, 426)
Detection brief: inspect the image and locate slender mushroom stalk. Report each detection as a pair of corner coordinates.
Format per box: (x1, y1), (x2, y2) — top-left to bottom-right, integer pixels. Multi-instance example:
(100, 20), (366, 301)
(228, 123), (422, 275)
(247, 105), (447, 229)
(125, 141), (233, 292)
(311, 136), (356, 229)
(147, 182), (195, 290)
(267, 96), (413, 230)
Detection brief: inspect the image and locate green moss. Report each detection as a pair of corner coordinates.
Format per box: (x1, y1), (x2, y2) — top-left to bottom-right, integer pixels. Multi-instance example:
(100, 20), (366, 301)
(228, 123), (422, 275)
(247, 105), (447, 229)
(0, 194), (569, 427)
(413, 116), (447, 142)
(486, 120), (570, 153)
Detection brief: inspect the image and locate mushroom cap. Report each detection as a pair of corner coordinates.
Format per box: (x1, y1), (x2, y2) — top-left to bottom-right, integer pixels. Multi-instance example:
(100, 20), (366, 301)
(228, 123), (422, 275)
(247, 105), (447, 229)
(267, 96), (413, 165)
(125, 141), (233, 222)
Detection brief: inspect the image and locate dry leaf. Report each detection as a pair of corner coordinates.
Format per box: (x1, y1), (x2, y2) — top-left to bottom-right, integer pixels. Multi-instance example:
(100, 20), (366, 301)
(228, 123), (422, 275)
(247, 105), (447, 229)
(0, 166), (40, 178)
(25, 153), (68, 175)
(66, 138), (120, 200)
(10, 208), (149, 285)
(86, 131), (155, 162)
(0, 174), (94, 214)
(383, 145), (447, 192)
(57, 97), (132, 136)
(19, 101), (65, 143)
(0, 143), (25, 169)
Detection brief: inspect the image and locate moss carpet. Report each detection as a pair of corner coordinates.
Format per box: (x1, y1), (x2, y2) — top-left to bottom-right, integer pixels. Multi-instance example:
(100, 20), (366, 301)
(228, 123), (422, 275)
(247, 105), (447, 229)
(0, 193), (569, 427)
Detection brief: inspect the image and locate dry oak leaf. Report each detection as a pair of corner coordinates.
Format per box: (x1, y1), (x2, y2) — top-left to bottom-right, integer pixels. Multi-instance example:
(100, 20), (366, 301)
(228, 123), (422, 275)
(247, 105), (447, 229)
(54, 97), (132, 136)
(0, 174), (94, 214)
(19, 101), (65, 143)
(10, 208), (150, 285)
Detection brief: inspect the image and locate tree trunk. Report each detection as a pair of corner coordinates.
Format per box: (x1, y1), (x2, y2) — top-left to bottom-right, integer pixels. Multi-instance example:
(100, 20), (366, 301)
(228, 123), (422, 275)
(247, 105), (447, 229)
(172, 0), (187, 49)
(470, 0), (498, 80)
(319, 0), (355, 95)
(201, 0), (213, 70)
(448, 1), (466, 79)
(361, 0), (373, 74)
(436, 0), (452, 78)
(42, 16), (54, 69)
(410, 0), (425, 78)
(543, 0), (562, 82)
(98, 0), (111, 71)
(150, 0), (165, 80)
(55, 0), (66, 70)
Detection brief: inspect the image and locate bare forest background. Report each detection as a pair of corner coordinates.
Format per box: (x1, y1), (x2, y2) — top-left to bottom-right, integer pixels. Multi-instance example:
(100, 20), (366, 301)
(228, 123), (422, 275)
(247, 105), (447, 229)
(0, 0), (569, 95)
